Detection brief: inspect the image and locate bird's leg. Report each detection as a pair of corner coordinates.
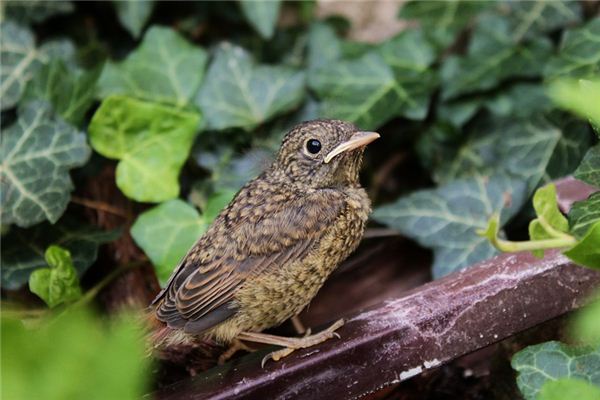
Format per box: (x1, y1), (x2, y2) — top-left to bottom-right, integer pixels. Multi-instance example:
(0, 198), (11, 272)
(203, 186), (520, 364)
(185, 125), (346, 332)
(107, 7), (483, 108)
(218, 339), (256, 365)
(237, 319), (344, 367)
(291, 315), (309, 335)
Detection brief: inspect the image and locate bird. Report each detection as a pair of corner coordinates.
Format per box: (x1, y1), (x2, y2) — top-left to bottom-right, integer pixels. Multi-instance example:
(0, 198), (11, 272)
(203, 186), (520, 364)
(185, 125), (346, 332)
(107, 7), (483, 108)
(150, 119), (379, 366)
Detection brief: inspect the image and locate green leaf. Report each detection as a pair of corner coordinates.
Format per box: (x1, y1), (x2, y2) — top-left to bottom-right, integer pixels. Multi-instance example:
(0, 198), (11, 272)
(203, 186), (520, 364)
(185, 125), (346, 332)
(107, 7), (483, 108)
(113, 0), (155, 39)
(89, 95), (200, 203)
(528, 184), (569, 257)
(538, 378), (600, 400)
(545, 19), (600, 80)
(434, 115), (589, 192)
(569, 193), (600, 239)
(23, 59), (102, 126)
(2, 0), (73, 23)
(29, 245), (82, 308)
(398, 0), (490, 49)
(441, 14), (553, 99)
(575, 144), (600, 188)
(309, 50), (429, 130)
(564, 220), (600, 269)
(307, 22), (342, 71)
(239, 0), (281, 39)
(1, 218), (120, 290)
(131, 199), (207, 285)
(571, 296), (600, 345)
(1, 309), (150, 400)
(512, 341), (600, 400)
(196, 43), (305, 131)
(0, 21), (75, 110)
(505, 0), (581, 42)
(0, 101), (90, 227)
(98, 26), (207, 107)
(372, 173), (527, 277)
(549, 79), (600, 130)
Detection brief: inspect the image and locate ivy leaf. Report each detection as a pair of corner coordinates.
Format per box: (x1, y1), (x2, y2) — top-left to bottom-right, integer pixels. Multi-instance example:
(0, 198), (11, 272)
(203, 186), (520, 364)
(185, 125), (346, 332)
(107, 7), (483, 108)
(98, 26), (207, 107)
(131, 200), (208, 285)
(564, 220), (600, 270)
(398, 0), (490, 49)
(0, 21), (76, 110)
(0, 101), (90, 227)
(571, 297), (600, 345)
(575, 144), (600, 188)
(376, 29), (438, 119)
(307, 22), (342, 71)
(506, 0), (582, 42)
(528, 184), (569, 257)
(545, 19), (600, 80)
(434, 115), (589, 192)
(569, 193), (600, 239)
(3, 0), (74, 23)
(23, 59), (102, 126)
(372, 173), (527, 277)
(113, 0), (155, 39)
(89, 95), (200, 203)
(309, 51), (420, 130)
(2, 309), (150, 399)
(512, 341), (600, 400)
(196, 43), (305, 131)
(538, 378), (600, 400)
(549, 79), (600, 130)
(1, 218), (120, 290)
(239, 0), (281, 39)
(29, 245), (82, 308)
(441, 14), (552, 99)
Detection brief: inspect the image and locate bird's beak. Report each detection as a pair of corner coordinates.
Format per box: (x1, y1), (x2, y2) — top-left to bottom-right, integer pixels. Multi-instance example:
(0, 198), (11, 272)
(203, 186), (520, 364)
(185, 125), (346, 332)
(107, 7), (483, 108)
(324, 131), (380, 164)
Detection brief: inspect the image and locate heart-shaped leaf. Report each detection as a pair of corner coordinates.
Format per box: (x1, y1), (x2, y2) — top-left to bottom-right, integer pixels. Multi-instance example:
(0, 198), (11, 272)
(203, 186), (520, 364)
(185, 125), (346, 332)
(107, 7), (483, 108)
(113, 0), (155, 39)
(564, 220), (600, 269)
(1, 218), (120, 290)
(1, 101), (90, 227)
(98, 26), (207, 107)
(569, 192), (600, 239)
(239, 0), (281, 39)
(441, 14), (552, 99)
(372, 173), (527, 277)
(89, 95), (201, 202)
(538, 378), (600, 400)
(23, 59), (102, 126)
(29, 245), (82, 308)
(545, 18), (600, 80)
(309, 51), (423, 130)
(574, 144), (600, 188)
(131, 199), (208, 285)
(3, 0), (74, 23)
(196, 43), (305, 131)
(0, 21), (75, 110)
(512, 341), (600, 400)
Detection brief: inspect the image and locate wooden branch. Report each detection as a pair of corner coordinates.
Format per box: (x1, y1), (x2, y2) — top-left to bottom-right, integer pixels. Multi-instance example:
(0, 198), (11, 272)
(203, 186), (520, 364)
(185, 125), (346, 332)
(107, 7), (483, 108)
(154, 177), (600, 400)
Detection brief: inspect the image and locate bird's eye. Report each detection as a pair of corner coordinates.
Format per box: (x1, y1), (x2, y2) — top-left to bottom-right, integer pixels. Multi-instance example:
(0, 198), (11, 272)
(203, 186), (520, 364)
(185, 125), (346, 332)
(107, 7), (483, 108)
(306, 139), (322, 154)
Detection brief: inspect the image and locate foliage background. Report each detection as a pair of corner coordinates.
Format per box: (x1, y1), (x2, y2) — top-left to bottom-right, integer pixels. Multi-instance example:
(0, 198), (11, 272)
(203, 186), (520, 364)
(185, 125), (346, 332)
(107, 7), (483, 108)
(1, 1), (599, 399)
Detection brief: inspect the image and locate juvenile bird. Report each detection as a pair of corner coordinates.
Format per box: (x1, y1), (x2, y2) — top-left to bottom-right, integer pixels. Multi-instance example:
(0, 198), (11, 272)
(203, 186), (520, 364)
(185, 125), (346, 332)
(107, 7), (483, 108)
(151, 119), (379, 365)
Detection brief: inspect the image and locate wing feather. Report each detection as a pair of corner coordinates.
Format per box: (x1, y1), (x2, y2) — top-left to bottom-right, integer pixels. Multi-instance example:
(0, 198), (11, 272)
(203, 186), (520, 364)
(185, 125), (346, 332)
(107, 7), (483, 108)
(154, 187), (344, 334)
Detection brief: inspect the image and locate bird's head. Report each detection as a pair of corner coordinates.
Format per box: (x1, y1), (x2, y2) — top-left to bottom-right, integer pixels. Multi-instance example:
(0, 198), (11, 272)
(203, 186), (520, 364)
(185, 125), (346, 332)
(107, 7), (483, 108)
(272, 120), (379, 188)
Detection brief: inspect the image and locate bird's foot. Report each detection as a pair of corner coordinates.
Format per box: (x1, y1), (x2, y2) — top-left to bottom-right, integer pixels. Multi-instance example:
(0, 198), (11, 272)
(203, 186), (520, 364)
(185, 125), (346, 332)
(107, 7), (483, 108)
(260, 319), (344, 367)
(236, 319), (344, 368)
(218, 339), (256, 365)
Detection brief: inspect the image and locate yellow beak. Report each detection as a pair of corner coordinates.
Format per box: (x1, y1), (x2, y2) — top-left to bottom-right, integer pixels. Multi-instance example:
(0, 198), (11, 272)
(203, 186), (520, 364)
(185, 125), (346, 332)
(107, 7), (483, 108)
(323, 131), (380, 164)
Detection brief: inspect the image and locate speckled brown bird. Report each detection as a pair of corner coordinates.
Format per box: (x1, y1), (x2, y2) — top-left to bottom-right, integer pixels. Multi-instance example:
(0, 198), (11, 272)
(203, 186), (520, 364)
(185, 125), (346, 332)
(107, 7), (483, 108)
(151, 119), (379, 365)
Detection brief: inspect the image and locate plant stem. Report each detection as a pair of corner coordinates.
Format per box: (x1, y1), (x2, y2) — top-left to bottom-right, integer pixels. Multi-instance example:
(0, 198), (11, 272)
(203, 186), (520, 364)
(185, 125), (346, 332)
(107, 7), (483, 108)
(490, 236), (577, 253)
(537, 215), (573, 240)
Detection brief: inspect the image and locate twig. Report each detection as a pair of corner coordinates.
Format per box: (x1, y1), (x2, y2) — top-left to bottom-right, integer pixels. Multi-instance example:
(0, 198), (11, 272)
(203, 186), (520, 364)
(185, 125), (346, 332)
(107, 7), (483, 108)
(71, 196), (129, 218)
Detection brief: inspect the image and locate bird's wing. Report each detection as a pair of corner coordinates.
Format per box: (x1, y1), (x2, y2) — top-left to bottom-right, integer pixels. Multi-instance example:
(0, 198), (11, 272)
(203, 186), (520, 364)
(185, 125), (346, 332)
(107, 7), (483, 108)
(154, 189), (345, 334)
